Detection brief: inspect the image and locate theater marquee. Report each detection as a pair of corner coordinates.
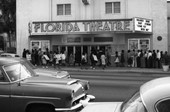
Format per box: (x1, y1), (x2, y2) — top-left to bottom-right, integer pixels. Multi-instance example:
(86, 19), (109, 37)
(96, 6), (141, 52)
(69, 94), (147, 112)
(28, 18), (152, 35)
(29, 19), (133, 35)
(134, 17), (152, 33)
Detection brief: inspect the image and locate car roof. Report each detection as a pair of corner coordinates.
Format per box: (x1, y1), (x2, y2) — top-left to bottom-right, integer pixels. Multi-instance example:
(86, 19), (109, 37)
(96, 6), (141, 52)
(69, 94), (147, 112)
(140, 77), (170, 111)
(0, 57), (24, 66)
(0, 53), (20, 57)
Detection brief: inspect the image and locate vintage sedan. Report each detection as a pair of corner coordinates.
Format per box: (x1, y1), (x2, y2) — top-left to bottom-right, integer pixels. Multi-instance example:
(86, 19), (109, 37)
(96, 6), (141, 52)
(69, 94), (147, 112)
(81, 77), (170, 112)
(0, 52), (20, 57)
(0, 57), (95, 112)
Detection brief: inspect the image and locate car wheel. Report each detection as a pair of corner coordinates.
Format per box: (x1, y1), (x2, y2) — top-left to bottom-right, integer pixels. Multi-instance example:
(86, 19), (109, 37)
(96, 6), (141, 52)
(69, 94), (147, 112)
(28, 106), (54, 112)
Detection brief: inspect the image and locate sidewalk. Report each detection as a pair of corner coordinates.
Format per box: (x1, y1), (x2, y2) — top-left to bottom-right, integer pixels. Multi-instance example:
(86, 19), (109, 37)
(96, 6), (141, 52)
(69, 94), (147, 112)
(37, 65), (170, 74)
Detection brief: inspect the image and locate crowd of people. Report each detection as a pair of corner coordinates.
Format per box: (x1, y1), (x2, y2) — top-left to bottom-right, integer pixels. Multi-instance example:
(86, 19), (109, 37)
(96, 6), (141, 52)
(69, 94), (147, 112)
(22, 48), (170, 70)
(124, 49), (169, 68)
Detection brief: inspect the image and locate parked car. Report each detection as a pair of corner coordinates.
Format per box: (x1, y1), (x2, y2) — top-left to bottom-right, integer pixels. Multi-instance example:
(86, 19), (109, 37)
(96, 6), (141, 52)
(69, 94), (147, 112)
(81, 77), (170, 112)
(0, 53), (71, 78)
(0, 49), (4, 54)
(23, 58), (71, 79)
(0, 52), (20, 57)
(0, 57), (95, 112)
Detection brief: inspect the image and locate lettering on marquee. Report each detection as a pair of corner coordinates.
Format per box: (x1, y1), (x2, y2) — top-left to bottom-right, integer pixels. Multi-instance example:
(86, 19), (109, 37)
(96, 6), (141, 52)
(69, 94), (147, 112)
(134, 17), (152, 33)
(30, 20), (133, 35)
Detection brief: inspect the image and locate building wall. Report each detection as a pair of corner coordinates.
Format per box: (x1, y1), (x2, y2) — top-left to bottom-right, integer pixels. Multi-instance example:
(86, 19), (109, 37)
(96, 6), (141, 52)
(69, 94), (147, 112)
(17, 0), (50, 55)
(16, 0), (168, 56)
(150, 0), (167, 51)
(168, 1), (170, 53)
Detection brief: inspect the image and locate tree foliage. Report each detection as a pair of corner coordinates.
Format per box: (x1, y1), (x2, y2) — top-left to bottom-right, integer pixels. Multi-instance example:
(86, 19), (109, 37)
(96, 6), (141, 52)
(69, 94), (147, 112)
(0, 0), (16, 34)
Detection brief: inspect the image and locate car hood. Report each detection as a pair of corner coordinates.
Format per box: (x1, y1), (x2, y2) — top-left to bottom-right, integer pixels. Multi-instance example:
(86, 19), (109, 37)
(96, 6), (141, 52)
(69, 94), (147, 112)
(81, 102), (122, 112)
(34, 68), (70, 78)
(23, 75), (77, 85)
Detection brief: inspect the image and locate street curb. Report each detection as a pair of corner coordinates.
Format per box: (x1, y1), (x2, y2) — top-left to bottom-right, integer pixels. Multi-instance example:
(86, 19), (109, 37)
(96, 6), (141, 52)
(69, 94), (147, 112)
(36, 66), (170, 74)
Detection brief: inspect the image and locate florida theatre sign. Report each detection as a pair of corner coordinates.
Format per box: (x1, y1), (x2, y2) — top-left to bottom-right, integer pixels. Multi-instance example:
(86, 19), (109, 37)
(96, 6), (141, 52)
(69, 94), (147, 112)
(29, 18), (152, 35)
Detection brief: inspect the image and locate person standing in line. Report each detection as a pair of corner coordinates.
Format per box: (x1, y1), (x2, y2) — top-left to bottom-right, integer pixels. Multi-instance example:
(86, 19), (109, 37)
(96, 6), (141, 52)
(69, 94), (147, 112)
(120, 50), (125, 67)
(81, 52), (87, 69)
(127, 50), (132, 67)
(34, 49), (39, 66)
(160, 51), (164, 65)
(106, 49), (111, 66)
(140, 50), (145, 68)
(61, 51), (66, 66)
(49, 51), (54, 66)
(90, 51), (94, 68)
(54, 51), (61, 69)
(93, 52), (98, 69)
(152, 50), (156, 68)
(136, 50), (141, 67)
(53, 52), (57, 68)
(156, 50), (161, 68)
(114, 51), (120, 67)
(91, 52), (98, 69)
(45, 48), (50, 66)
(74, 50), (81, 66)
(144, 51), (148, 68)
(131, 49), (135, 67)
(41, 52), (49, 68)
(162, 51), (169, 65)
(41, 52), (47, 68)
(68, 52), (74, 66)
(26, 50), (32, 63)
(134, 49), (138, 67)
(101, 52), (106, 69)
(38, 48), (43, 66)
(22, 48), (27, 58)
(31, 49), (35, 65)
(147, 50), (152, 68)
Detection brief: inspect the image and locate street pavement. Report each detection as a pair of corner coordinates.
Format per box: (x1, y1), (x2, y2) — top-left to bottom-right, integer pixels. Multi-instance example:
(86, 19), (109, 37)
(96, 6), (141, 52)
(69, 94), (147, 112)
(37, 65), (170, 74)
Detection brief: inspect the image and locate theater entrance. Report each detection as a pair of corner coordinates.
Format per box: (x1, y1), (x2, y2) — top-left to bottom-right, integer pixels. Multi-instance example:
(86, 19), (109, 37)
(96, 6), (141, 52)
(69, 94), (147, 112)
(53, 45), (110, 61)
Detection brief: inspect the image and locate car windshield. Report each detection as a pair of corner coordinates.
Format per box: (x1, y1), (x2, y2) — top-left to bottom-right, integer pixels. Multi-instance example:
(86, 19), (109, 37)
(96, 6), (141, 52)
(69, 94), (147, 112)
(121, 91), (147, 112)
(3, 62), (34, 82)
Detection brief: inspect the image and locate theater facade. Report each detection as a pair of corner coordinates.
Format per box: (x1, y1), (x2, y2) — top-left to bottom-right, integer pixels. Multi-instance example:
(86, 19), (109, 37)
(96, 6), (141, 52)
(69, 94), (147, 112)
(17, 0), (168, 57)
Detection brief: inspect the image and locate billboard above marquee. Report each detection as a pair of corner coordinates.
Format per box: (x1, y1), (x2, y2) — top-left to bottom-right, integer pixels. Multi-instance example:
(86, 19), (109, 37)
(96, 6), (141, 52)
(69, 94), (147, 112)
(28, 18), (153, 35)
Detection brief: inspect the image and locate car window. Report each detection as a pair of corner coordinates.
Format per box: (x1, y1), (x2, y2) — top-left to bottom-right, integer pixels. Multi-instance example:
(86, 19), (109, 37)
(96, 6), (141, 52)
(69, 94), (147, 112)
(4, 63), (32, 82)
(121, 91), (147, 112)
(156, 100), (170, 112)
(0, 69), (7, 82)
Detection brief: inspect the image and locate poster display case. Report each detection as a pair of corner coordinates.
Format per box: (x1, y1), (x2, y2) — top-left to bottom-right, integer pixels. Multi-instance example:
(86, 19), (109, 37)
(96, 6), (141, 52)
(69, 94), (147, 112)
(128, 38), (150, 51)
(30, 40), (50, 51)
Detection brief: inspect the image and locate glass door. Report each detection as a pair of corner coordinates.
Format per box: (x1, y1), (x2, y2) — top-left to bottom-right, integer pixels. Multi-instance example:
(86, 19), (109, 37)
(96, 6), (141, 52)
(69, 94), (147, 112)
(68, 46), (73, 57)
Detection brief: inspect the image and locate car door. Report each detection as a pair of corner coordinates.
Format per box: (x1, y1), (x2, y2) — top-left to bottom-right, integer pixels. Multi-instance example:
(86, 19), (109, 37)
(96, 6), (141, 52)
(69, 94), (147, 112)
(0, 69), (11, 112)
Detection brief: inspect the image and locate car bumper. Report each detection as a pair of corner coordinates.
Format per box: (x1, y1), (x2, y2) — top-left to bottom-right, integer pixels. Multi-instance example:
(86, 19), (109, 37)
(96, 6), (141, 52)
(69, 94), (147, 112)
(55, 94), (95, 111)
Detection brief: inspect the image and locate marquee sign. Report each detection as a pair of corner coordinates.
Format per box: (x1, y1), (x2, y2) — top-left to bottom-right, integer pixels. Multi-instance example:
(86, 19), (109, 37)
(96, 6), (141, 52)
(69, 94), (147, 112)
(134, 17), (152, 33)
(29, 19), (133, 35)
(29, 18), (153, 35)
